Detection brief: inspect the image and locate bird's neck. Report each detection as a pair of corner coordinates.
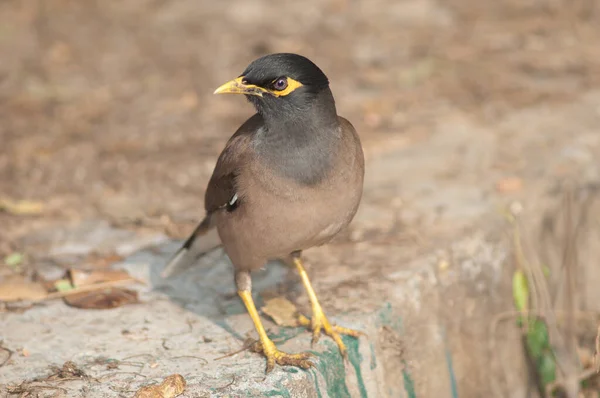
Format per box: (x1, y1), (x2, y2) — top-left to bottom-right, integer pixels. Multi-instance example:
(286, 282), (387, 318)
(256, 89), (341, 185)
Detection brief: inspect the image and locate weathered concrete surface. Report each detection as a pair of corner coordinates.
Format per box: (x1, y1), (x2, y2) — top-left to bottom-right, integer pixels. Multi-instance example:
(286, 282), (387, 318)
(1, 92), (600, 397)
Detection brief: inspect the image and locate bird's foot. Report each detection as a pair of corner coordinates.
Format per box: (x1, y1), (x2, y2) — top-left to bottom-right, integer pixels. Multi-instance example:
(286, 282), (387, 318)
(250, 338), (314, 373)
(297, 309), (363, 359)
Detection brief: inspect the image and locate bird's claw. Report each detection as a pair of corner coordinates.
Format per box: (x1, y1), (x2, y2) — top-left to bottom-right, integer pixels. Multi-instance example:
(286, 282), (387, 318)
(251, 339), (314, 373)
(297, 311), (363, 359)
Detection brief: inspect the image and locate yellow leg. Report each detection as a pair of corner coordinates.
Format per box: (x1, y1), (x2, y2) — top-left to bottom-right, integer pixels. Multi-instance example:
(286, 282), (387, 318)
(293, 257), (363, 358)
(238, 290), (313, 373)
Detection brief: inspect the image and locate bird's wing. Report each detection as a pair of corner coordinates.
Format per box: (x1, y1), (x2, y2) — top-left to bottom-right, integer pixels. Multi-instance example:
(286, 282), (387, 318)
(162, 115), (259, 278)
(204, 115), (259, 212)
(204, 140), (242, 213)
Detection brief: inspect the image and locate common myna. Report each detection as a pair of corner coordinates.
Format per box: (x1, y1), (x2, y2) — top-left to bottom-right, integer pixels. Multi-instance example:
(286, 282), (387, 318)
(163, 53), (365, 372)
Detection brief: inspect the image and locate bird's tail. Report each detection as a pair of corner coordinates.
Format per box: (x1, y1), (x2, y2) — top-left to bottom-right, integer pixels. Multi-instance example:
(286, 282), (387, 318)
(161, 215), (221, 278)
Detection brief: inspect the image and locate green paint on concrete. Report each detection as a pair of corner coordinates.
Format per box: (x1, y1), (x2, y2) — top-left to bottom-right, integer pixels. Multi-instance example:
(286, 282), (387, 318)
(344, 335), (368, 398)
(445, 348), (459, 398)
(377, 302), (403, 331)
(310, 368), (324, 398)
(311, 341), (351, 398)
(264, 387), (291, 398)
(440, 327), (458, 398)
(369, 341), (377, 370)
(377, 303), (419, 398)
(264, 377), (295, 398)
(402, 362), (417, 398)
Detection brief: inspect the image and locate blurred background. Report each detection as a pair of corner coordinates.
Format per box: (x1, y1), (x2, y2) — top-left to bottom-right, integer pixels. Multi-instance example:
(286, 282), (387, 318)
(1, 0), (599, 234)
(1, 0), (600, 397)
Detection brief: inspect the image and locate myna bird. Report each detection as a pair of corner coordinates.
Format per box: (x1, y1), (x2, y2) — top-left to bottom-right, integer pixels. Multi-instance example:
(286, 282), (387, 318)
(162, 53), (365, 372)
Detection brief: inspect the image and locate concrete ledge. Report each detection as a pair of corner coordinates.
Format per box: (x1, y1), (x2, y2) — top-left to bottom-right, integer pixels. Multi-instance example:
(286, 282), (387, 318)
(0, 232), (514, 397)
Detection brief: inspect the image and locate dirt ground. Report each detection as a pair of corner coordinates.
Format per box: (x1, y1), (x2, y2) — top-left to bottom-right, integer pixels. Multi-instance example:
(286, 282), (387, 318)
(1, 0), (600, 397)
(1, 0), (599, 248)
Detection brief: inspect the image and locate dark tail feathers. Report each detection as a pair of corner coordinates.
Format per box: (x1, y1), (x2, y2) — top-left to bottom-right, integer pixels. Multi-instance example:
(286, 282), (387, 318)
(161, 215), (221, 278)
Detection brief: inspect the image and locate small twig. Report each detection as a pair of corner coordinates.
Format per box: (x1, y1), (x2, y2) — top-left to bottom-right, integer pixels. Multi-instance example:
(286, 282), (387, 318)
(7, 383), (67, 395)
(121, 354), (155, 362)
(0, 341), (13, 368)
(545, 366), (599, 396)
(159, 319), (197, 352)
(169, 355), (208, 365)
(214, 338), (256, 360)
(98, 371), (147, 381)
(214, 374), (236, 391)
(55, 376), (98, 385)
(489, 311), (521, 398)
(594, 325), (600, 373)
(186, 318), (194, 333)
(491, 309), (600, 332)
(42, 278), (141, 301)
(558, 188), (580, 398)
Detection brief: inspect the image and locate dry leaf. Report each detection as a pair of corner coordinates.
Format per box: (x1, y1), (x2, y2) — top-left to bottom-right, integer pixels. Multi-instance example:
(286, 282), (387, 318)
(50, 361), (86, 379)
(88, 254), (124, 269)
(578, 346), (593, 368)
(0, 198), (45, 215)
(69, 269), (131, 287)
(54, 279), (74, 292)
(261, 297), (301, 327)
(0, 276), (47, 302)
(63, 287), (138, 309)
(4, 253), (25, 268)
(135, 374), (186, 398)
(495, 177), (523, 193)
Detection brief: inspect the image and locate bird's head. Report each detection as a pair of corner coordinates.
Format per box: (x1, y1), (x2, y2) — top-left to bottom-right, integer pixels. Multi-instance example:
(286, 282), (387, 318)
(214, 53), (332, 118)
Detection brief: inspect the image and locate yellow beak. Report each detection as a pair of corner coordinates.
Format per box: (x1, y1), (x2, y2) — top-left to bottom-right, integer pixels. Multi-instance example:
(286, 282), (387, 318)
(213, 76), (267, 97)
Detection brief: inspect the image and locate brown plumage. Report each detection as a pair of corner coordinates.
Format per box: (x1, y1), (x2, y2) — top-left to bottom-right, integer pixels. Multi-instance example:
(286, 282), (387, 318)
(163, 53), (364, 372)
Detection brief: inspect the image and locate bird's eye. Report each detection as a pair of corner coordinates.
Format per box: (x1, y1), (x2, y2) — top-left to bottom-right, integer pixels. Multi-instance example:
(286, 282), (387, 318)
(273, 78), (288, 91)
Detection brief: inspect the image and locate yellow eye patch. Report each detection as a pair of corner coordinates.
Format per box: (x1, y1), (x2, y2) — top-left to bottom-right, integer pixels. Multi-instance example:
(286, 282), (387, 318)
(268, 77), (303, 97)
(214, 76), (304, 98)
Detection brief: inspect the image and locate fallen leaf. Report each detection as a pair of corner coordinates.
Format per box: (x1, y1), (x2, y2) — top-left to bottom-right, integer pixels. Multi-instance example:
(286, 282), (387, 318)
(135, 374), (186, 398)
(4, 253), (25, 268)
(63, 287), (138, 309)
(54, 279), (74, 292)
(88, 253), (124, 269)
(261, 297), (301, 327)
(0, 198), (45, 215)
(69, 269), (131, 287)
(0, 276), (47, 302)
(578, 346), (593, 368)
(50, 361), (86, 379)
(512, 269), (529, 314)
(495, 177), (523, 193)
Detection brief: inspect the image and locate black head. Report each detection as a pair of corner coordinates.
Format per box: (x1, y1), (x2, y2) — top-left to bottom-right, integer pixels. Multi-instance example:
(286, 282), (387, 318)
(214, 53), (333, 118)
(241, 53), (329, 93)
